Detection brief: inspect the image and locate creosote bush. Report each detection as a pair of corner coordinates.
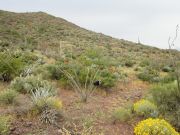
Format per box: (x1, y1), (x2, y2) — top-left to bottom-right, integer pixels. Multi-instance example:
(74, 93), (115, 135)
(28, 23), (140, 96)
(134, 118), (179, 135)
(133, 99), (158, 118)
(0, 89), (18, 105)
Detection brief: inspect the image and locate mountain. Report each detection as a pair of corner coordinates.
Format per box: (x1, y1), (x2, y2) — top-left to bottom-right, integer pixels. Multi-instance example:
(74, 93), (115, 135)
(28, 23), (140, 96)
(0, 10), (174, 60)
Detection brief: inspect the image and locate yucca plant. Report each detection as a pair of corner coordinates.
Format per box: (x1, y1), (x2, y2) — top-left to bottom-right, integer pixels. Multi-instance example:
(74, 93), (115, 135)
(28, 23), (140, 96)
(59, 66), (99, 102)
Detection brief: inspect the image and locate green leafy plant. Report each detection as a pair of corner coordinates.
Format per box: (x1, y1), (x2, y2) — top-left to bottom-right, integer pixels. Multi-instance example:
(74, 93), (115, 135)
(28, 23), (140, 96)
(0, 51), (25, 81)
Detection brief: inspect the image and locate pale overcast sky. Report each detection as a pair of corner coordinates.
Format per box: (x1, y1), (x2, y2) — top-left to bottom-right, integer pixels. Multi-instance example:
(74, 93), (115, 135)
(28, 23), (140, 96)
(1, 0), (180, 49)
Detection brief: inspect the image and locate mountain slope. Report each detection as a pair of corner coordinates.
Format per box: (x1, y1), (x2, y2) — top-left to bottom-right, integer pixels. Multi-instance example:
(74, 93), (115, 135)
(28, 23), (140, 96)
(0, 10), (173, 60)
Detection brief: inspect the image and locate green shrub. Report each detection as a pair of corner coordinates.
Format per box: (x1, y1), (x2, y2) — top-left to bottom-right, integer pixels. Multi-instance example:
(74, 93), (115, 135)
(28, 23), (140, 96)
(137, 68), (159, 82)
(160, 74), (176, 83)
(46, 64), (62, 80)
(0, 52), (25, 81)
(99, 69), (118, 88)
(139, 59), (150, 67)
(134, 118), (179, 135)
(0, 116), (11, 135)
(162, 66), (172, 72)
(133, 99), (158, 118)
(10, 75), (55, 94)
(151, 82), (180, 130)
(112, 107), (132, 122)
(13, 51), (39, 65)
(0, 89), (18, 105)
(125, 59), (135, 67)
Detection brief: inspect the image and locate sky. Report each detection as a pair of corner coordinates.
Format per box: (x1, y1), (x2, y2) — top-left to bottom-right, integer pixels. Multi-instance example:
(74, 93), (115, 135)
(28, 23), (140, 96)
(1, 0), (180, 49)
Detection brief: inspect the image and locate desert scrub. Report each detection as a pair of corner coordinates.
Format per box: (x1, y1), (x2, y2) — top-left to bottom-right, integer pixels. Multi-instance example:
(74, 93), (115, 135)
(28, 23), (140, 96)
(133, 99), (158, 118)
(112, 107), (132, 122)
(151, 82), (180, 130)
(137, 67), (160, 82)
(99, 69), (118, 88)
(134, 118), (179, 135)
(10, 75), (55, 94)
(0, 116), (11, 135)
(0, 89), (18, 105)
(32, 97), (63, 124)
(31, 89), (62, 124)
(0, 51), (25, 82)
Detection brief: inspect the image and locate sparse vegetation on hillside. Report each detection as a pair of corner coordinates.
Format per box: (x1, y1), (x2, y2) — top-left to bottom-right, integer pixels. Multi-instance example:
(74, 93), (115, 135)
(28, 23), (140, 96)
(0, 10), (180, 134)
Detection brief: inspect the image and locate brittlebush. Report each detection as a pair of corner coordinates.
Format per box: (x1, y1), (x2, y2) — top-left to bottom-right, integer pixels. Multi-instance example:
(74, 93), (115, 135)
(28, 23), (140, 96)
(134, 118), (179, 135)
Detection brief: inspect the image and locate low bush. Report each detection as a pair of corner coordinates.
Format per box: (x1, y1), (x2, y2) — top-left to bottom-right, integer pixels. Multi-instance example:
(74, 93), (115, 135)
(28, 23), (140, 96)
(133, 99), (158, 118)
(46, 64), (62, 80)
(31, 89), (62, 124)
(159, 73), (176, 83)
(0, 116), (11, 135)
(151, 82), (180, 130)
(112, 107), (132, 122)
(124, 59), (135, 67)
(162, 66), (172, 72)
(0, 51), (25, 82)
(32, 96), (62, 113)
(134, 118), (179, 135)
(99, 69), (118, 88)
(0, 89), (18, 105)
(10, 75), (55, 94)
(139, 59), (150, 67)
(137, 67), (159, 82)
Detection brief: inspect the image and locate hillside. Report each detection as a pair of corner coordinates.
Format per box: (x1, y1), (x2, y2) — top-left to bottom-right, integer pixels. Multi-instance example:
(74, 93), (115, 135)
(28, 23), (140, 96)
(0, 10), (180, 135)
(0, 10), (172, 59)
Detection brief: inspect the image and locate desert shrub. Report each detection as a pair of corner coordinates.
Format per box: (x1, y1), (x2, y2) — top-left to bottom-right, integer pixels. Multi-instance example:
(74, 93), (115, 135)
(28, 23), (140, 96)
(162, 66), (172, 72)
(13, 51), (39, 65)
(32, 96), (62, 113)
(99, 69), (118, 88)
(10, 75), (55, 94)
(124, 59), (135, 67)
(139, 59), (150, 67)
(134, 118), (179, 135)
(137, 67), (159, 82)
(151, 82), (180, 130)
(133, 99), (158, 118)
(60, 65), (100, 102)
(0, 116), (11, 135)
(112, 107), (132, 122)
(159, 73), (176, 83)
(46, 64), (62, 80)
(0, 51), (25, 81)
(0, 89), (18, 105)
(31, 89), (62, 124)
